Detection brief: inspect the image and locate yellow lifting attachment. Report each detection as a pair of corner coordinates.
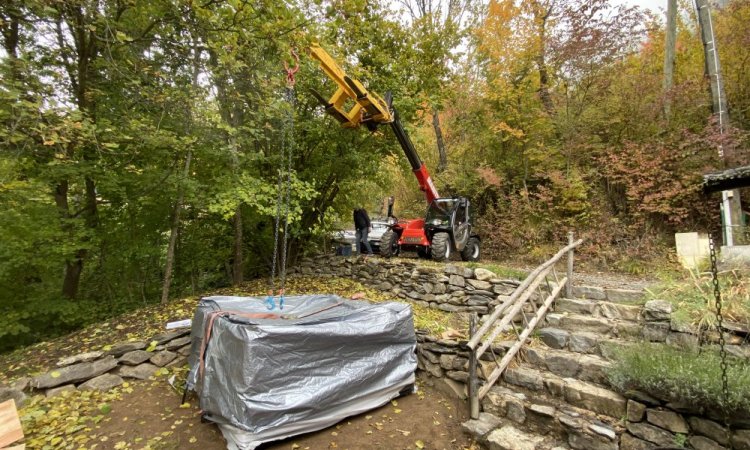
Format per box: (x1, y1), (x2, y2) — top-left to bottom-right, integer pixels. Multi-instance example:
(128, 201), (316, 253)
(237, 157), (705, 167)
(307, 43), (393, 129)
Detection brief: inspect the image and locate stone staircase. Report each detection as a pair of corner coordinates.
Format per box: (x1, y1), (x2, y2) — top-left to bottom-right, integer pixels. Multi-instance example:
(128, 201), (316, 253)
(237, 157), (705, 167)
(462, 285), (652, 450)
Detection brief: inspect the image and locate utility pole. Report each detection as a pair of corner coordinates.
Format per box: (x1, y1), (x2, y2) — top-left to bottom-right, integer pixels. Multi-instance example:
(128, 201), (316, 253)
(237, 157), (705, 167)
(663, 0), (677, 118)
(695, 0), (742, 246)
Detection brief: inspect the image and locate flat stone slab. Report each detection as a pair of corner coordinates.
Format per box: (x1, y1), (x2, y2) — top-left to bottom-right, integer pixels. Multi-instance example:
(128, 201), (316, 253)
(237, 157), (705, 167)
(165, 336), (191, 351)
(150, 350), (177, 367)
(462, 412), (503, 439)
(474, 268), (497, 281)
(646, 408), (688, 433)
(572, 285), (606, 300)
(486, 425), (544, 450)
(0, 387), (26, 408)
(32, 356), (118, 389)
(117, 363), (159, 380)
(79, 374), (124, 391)
(105, 341), (147, 357)
(539, 328), (570, 349)
(643, 300), (672, 321)
(605, 288), (644, 303)
(626, 421), (675, 447)
(56, 351), (104, 367)
(563, 378), (627, 418)
(119, 350), (153, 365)
(46, 384), (76, 397)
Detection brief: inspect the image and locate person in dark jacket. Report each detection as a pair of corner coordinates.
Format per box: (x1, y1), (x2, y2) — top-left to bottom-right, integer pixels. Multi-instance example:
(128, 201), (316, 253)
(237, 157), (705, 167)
(353, 207), (374, 256)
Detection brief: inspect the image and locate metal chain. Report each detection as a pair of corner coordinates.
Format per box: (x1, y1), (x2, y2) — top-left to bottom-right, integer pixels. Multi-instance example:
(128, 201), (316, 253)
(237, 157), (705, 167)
(708, 233), (732, 448)
(278, 87), (295, 304)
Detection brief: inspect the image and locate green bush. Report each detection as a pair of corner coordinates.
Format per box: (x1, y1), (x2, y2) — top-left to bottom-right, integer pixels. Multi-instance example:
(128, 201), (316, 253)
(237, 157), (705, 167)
(607, 343), (750, 415)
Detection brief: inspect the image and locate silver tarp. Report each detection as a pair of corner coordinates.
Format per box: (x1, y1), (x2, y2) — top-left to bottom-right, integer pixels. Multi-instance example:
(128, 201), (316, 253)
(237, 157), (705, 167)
(186, 294), (417, 450)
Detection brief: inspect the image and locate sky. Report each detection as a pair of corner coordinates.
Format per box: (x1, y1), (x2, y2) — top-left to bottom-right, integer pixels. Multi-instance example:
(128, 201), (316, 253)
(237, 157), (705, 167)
(613, 0), (666, 13)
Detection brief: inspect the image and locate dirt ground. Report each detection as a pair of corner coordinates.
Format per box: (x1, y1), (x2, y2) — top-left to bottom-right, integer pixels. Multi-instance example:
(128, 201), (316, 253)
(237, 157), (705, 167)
(86, 374), (476, 450)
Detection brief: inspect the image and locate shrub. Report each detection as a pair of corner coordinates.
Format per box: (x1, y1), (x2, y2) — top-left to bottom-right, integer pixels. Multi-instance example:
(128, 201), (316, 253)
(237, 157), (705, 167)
(607, 343), (750, 415)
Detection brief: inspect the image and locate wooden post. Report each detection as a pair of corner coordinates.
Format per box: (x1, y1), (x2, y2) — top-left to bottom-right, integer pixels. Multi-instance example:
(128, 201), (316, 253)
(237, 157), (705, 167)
(566, 231), (574, 299)
(468, 313), (479, 419)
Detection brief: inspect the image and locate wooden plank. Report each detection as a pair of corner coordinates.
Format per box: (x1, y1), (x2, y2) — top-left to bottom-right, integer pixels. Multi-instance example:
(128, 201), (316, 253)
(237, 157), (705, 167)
(478, 278), (566, 400)
(0, 399), (24, 448)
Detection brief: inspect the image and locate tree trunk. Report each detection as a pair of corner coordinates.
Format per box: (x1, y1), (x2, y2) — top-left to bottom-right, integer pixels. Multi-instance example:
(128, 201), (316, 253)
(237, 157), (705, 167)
(432, 109), (448, 172)
(663, 0), (677, 119)
(232, 206), (244, 285)
(161, 151), (192, 304)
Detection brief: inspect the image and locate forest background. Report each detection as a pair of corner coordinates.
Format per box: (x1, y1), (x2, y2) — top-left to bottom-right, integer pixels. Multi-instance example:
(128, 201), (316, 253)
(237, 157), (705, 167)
(1, 0), (748, 352)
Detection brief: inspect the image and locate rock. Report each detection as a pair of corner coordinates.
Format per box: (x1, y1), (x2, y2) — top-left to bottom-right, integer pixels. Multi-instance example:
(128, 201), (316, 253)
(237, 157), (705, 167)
(449, 274), (466, 287)
(462, 412), (503, 439)
(690, 436), (726, 450)
(568, 429), (618, 450)
(563, 378), (627, 418)
(616, 321), (644, 338)
(118, 363), (159, 380)
(105, 341), (147, 357)
(539, 328), (570, 349)
(0, 388), (26, 408)
(462, 268), (475, 278)
(119, 350), (153, 365)
(177, 345), (192, 356)
(150, 351), (177, 367)
(642, 322), (669, 342)
(646, 409), (688, 433)
(506, 396), (526, 423)
(577, 355), (610, 384)
(606, 288), (644, 303)
(433, 283), (447, 294)
(643, 300), (672, 321)
(600, 302), (642, 321)
(726, 345), (750, 361)
(572, 285), (606, 300)
(543, 377), (565, 398)
(545, 353), (580, 378)
(562, 315), (613, 334)
(482, 386), (525, 418)
(446, 371), (469, 383)
(78, 374), (124, 391)
(166, 356), (188, 368)
(440, 378), (467, 400)
(559, 414), (583, 430)
(474, 268), (497, 281)
(419, 349), (440, 364)
(165, 336), (191, 351)
(56, 351), (104, 367)
(588, 423), (617, 440)
(569, 332), (598, 354)
(46, 384), (76, 397)
(732, 429), (750, 450)
(486, 425), (543, 450)
(10, 377), (30, 391)
(666, 331), (699, 349)
(627, 400), (646, 422)
(504, 367), (544, 391)
(624, 390), (661, 406)
(423, 360), (443, 378)
(529, 404), (556, 417)
(620, 432), (653, 450)
(688, 418), (727, 444)
(437, 303), (461, 312)
(626, 421), (675, 447)
(467, 279), (493, 290)
(557, 298), (597, 315)
(439, 354), (456, 370)
(665, 400), (702, 415)
(32, 356), (118, 389)
(151, 329), (190, 345)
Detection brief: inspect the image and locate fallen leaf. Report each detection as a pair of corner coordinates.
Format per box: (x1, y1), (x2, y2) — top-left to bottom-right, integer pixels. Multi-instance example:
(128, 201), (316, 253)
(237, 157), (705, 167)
(416, 440), (425, 449)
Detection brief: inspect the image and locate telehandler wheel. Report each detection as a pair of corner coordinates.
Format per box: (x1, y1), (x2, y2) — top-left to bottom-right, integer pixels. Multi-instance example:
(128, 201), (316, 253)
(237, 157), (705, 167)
(379, 229), (399, 258)
(460, 237), (481, 262)
(431, 232), (451, 262)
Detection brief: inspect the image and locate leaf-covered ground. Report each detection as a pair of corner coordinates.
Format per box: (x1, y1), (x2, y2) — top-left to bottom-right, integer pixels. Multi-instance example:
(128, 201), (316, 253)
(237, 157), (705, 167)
(3, 275), (476, 450)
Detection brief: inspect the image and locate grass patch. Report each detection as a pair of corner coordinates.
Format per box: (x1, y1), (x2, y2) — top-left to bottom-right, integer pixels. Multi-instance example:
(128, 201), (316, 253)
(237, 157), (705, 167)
(607, 343), (750, 415)
(465, 262), (527, 280)
(646, 268), (750, 329)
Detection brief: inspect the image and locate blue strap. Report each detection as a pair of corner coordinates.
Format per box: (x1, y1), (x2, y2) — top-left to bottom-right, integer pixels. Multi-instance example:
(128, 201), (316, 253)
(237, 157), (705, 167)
(265, 295), (275, 310)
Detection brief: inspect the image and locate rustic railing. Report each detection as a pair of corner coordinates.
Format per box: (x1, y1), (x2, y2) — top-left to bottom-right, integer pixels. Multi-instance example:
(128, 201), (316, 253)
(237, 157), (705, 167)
(465, 237), (584, 419)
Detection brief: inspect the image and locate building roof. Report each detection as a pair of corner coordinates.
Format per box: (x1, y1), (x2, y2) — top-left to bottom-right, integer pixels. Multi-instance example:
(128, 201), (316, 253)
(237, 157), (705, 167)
(703, 165), (750, 193)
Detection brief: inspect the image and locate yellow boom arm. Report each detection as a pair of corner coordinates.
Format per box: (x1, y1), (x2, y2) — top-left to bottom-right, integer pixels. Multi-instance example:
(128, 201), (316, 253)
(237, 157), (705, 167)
(307, 43), (393, 128)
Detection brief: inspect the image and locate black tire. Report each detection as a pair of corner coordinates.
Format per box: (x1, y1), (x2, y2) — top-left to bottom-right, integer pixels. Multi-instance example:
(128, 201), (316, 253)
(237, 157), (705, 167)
(431, 232), (451, 262)
(380, 229), (399, 258)
(460, 237), (481, 262)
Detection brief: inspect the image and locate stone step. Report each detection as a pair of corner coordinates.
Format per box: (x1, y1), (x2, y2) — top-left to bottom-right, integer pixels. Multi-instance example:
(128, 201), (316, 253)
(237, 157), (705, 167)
(544, 312), (642, 339)
(491, 364), (627, 420)
(571, 285), (645, 304)
(554, 298), (643, 322)
(477, 377), (624, 450)
(537, 327), (634, 359)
